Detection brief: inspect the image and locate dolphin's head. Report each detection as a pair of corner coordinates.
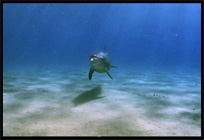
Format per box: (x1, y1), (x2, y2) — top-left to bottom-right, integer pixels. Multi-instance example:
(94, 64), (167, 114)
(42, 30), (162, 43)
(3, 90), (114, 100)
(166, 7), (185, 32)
(89, 52), (105, 65)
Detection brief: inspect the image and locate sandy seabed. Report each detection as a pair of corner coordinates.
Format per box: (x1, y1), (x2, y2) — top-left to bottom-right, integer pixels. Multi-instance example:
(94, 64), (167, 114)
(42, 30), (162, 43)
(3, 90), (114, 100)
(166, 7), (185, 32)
(3, 66), (201, 136)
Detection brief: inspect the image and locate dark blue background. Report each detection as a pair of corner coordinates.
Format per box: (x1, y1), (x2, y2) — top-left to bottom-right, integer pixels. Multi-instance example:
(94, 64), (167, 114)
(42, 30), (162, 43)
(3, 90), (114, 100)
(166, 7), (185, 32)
(3, 3), (201, 70)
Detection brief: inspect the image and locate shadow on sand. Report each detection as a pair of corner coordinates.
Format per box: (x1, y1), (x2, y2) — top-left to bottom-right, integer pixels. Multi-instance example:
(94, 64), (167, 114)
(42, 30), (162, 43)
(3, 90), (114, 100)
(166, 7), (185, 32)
(72, 86), (105, 106)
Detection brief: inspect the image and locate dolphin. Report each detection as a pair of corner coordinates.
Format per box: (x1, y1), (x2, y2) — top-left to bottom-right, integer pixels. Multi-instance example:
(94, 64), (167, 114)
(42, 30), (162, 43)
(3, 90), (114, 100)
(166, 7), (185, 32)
(89, 44), (116, 80)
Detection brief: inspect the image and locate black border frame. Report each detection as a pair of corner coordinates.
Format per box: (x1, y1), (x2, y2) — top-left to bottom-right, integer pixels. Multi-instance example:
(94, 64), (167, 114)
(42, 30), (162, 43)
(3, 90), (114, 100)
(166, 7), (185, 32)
(0, 0), (203, 139)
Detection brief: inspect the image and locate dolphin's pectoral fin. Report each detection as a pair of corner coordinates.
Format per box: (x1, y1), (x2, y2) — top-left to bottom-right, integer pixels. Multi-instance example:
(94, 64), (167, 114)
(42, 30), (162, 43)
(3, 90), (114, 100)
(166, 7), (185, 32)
(89, 67), (94, 80)
(111, 66), (117, 68)
(105, 69), (113, 79)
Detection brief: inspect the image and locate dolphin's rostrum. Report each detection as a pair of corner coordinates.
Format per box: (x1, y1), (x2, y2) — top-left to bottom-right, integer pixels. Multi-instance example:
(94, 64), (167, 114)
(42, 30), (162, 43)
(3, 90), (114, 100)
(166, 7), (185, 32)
(89, 45), (116, 80)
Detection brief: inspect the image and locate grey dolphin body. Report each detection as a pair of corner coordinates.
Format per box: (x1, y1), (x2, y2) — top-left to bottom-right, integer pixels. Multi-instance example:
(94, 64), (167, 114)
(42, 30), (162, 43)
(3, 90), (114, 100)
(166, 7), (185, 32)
(89, 45), (115, 80)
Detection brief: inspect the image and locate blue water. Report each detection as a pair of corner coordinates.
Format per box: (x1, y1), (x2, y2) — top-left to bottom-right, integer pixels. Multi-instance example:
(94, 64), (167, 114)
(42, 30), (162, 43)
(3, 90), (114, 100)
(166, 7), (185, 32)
(3, 3), (201, 70)
(3, 3), (201, 136)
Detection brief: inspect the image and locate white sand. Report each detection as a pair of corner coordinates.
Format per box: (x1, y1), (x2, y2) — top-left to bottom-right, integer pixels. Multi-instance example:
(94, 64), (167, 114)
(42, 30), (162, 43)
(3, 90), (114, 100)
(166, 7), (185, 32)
(3, 66), (201, 136)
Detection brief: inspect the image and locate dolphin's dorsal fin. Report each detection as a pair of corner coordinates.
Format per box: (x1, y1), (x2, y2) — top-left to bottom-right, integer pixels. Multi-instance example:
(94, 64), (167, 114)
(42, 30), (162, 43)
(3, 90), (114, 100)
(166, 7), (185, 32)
(104, 44), (106, 52)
